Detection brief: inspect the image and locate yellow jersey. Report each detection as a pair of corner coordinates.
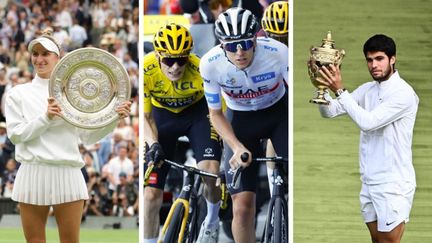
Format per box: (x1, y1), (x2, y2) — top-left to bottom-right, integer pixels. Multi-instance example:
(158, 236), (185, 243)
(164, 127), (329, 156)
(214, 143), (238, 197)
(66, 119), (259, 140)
(143, 52), (205, 113)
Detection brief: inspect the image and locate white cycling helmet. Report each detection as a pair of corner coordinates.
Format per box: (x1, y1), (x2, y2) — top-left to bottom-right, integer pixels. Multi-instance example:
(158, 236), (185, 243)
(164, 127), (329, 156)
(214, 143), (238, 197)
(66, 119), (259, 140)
(215, 7), (259, 41)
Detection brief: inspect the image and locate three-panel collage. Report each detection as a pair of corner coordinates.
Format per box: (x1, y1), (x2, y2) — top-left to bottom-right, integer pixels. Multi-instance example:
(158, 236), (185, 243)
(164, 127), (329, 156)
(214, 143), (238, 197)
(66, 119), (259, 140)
(0, 0), (431, 242)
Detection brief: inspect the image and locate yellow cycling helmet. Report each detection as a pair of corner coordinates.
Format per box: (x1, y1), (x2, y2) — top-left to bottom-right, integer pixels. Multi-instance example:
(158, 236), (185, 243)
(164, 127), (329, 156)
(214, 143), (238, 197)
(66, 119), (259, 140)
(153, 23), (193, 56)
(261, 1), (288, 35)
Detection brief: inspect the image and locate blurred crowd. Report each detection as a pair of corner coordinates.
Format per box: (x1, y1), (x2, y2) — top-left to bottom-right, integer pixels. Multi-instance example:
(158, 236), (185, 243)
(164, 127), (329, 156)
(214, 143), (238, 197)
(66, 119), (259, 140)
(144, 0), (271, 21)
(0, 0), (139, 218)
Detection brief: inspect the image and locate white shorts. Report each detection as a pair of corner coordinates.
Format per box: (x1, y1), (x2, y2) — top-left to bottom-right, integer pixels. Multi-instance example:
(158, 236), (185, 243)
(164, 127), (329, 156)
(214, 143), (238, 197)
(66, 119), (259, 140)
(360, 181), (415, 232)
(12, 163), (89, 205)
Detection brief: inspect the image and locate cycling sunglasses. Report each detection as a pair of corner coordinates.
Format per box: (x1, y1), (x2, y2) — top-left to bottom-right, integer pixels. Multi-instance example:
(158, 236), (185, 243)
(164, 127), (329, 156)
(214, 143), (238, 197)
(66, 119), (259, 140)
(160, 56), (189, 67)
(223, 39), (255, 52)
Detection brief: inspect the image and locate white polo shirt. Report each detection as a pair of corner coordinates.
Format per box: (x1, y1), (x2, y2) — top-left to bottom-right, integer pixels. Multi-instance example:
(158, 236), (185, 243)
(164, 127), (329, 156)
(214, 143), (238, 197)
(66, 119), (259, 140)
(319, 71), (419, 185)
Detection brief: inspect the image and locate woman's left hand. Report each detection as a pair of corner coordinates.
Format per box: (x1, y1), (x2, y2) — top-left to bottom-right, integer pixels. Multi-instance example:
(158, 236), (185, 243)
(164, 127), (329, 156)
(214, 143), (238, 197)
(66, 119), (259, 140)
(116, 100), (132, 119)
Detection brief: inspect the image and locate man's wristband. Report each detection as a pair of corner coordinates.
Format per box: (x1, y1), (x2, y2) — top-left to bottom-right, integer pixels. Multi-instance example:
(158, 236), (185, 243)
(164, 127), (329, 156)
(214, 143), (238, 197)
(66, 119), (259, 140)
(335, 88), (347, 97)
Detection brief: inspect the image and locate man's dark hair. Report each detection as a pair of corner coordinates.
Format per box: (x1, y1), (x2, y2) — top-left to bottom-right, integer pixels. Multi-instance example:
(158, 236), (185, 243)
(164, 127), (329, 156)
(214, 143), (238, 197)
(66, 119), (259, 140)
(363, 34), (396, 59)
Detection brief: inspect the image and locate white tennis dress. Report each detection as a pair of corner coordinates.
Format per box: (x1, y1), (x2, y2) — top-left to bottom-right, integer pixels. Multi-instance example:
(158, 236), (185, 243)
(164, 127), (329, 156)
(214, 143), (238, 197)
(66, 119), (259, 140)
(5, 75), (117, 205)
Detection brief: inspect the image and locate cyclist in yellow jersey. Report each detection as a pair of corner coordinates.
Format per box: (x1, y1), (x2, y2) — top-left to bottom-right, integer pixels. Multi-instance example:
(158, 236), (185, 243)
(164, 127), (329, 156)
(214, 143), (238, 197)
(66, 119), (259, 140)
(143, 24), (222, 243)
(143, 52), (204, 113)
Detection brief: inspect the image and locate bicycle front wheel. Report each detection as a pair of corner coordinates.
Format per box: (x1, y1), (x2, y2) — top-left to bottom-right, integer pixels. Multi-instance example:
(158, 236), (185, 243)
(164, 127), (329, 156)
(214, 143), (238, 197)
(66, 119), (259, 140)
(163, 204), (185, 243)
(272, 197), (288, 243)
(187, 194), (207, 243)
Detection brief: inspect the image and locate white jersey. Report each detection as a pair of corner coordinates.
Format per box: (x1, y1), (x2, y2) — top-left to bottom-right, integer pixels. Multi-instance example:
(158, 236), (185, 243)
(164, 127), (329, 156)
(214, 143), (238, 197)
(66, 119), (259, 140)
(200, 37), (288, 111)
(319, 71), (418, 185)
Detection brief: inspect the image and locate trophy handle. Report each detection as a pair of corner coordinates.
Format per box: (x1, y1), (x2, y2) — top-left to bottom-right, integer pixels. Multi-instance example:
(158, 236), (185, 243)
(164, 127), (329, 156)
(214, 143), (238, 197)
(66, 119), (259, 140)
(310, 86), (330, 105)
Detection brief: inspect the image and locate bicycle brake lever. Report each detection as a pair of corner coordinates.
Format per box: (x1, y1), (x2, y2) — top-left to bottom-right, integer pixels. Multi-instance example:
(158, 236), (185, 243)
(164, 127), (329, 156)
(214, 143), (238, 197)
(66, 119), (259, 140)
(231, 166), (244, 190)
(231, 152), (249, 190)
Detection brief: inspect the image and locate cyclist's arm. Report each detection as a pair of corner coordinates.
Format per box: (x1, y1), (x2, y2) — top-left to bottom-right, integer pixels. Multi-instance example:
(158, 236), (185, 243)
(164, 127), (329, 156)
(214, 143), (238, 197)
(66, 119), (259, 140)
(144, 111), (158, 145)
(208, 108), (251, 168)
(143, 78), (158, 145)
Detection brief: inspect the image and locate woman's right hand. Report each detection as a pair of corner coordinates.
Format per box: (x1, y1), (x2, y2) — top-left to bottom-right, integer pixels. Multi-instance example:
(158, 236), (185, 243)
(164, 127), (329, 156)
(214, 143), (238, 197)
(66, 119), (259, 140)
(46, 97), (62, 120)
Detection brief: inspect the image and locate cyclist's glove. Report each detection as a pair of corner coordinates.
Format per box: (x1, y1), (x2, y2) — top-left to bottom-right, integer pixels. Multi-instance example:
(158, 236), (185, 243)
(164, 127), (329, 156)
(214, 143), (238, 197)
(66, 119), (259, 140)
(145, 142), (165, 166)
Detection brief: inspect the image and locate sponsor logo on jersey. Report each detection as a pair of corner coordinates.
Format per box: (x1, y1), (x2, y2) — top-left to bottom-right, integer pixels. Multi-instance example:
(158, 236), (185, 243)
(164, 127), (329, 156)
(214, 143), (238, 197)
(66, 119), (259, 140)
(203, 147), (215, 158)
(153, 94), (200, 108)
(208, 54), (221, 63)
(251, 72), (275, 83)
(226, 78), (236, 85)
(225, 82), (279, 99)
(263, 45), (278, 52)
(173, 81), (197, 91)
(205, 92), (220, 104)
(155, 80), (164, 89)
(149, 172), (158, 184)
(144, 63), (157, 73)
(204, 78), (211, 83)
(189, 62), (199, 72)
(221, 84), (242, 89)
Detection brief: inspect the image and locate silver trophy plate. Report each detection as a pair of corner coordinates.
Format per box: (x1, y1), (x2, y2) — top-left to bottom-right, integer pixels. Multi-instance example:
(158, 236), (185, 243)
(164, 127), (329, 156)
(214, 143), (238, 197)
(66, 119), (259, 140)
(49, 47), (131, 129)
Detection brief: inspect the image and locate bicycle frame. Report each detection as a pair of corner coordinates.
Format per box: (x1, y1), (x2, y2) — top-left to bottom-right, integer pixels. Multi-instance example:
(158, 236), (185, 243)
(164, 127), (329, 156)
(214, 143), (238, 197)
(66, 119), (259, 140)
(261, 159), (288, 243)
(230, 153), (288, 243)
(156, 160), (218, 243)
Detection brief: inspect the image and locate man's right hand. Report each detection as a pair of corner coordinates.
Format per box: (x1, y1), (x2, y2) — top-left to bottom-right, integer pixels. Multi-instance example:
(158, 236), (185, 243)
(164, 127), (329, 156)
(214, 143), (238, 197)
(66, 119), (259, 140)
(229, 147), (252, 169)
(144, 142), (165, 167)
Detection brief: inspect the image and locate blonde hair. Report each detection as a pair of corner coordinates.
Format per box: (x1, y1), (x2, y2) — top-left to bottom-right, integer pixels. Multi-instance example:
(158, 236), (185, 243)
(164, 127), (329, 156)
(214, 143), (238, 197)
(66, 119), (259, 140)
(39, 28), (63, 55)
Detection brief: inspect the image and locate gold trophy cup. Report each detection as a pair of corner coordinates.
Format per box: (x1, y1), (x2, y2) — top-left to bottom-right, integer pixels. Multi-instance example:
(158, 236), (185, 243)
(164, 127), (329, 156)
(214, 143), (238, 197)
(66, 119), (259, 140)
(308, 31), (345, 105)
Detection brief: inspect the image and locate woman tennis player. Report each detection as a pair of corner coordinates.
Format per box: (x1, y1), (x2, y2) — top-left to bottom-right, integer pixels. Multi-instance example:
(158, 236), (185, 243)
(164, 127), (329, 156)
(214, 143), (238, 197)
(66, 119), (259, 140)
(4, 30), (131, 243)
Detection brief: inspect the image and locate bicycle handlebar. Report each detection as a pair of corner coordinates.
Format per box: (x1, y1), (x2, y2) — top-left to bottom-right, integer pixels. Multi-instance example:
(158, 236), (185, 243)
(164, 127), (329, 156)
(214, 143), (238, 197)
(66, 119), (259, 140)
(231, 153), (287, 190)
(164, 159), (218, 179)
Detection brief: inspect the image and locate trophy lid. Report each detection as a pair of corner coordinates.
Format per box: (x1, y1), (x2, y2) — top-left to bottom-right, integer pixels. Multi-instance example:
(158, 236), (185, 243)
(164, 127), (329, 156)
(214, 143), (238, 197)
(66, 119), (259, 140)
(321, 31), (335, 49)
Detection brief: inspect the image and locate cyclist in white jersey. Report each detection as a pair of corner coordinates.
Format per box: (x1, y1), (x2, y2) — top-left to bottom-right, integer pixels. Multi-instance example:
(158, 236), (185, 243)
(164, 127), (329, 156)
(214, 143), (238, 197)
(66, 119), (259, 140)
(200, 7), (288, 243)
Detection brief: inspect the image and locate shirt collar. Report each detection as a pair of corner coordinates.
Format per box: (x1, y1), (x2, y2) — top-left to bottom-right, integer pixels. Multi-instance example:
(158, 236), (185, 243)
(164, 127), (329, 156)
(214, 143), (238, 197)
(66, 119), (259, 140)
(377, 70), (400, 88)
(33, 74), (49, 87)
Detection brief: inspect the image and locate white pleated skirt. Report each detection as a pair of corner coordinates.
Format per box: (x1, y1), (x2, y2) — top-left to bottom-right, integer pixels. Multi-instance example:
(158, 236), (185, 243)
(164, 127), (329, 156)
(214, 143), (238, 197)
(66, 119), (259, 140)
(12, 163), (89, 205)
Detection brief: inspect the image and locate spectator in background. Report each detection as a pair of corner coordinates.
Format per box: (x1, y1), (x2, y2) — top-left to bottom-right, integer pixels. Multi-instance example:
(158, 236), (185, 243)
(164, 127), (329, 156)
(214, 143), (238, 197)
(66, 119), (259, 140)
(18, 9), (28, 31)
(85, 168), (113, 216)
(113, 118), (136, 142)
(10, 17), (25, 50)
(106, 144), (134, 193)
(0, 62), (7, 122)
(0, 122), (7, 173)
(180, 0), (231, 56)
(96, 135), (114, 169)
(122, 52), (138, 71)
(1, 158), (18, 197)
(0, 44), (11, 65)
(69, 17), (88, 51)
(52, 22), (70, 51)
(180, 0), (232, 24)
(14, 42), (31, 72)
(54, 1), (73, 31)
(111, 131), (125, 156)
(112, 172), (138, 216)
